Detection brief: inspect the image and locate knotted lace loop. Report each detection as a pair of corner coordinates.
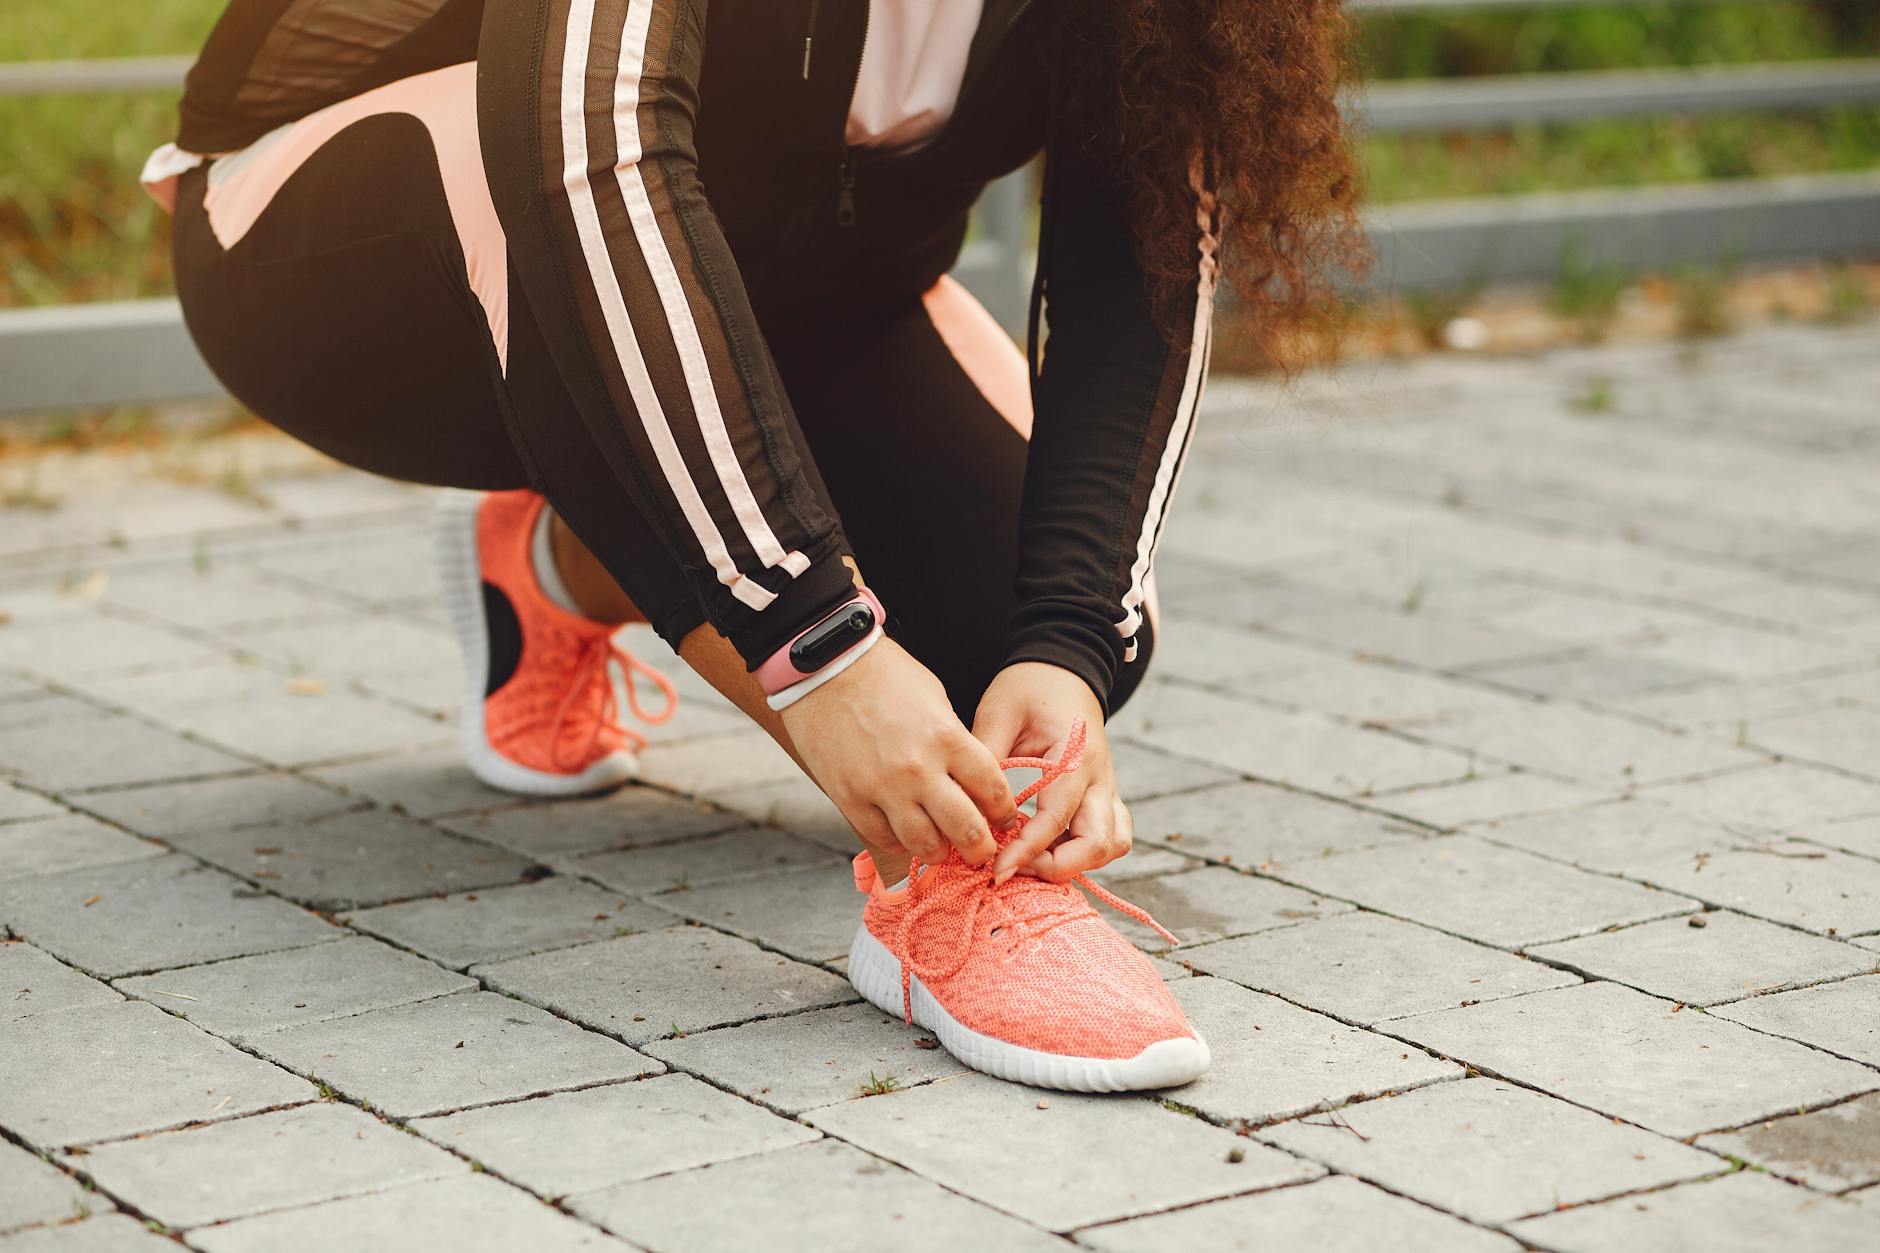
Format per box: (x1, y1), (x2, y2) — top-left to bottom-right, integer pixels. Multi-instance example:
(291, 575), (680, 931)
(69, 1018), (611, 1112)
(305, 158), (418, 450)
(890, 716), (1177, 1023)
(549, 631), (679, 769)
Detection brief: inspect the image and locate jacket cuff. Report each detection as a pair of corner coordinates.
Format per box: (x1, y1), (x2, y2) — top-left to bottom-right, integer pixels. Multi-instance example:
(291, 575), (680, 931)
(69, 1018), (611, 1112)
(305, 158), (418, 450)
(730, 554), (863, 674)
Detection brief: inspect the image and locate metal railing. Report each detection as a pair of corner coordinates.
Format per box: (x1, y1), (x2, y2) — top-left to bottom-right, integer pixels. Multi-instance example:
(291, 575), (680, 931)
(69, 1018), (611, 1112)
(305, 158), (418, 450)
(3, 0), (1878, 413)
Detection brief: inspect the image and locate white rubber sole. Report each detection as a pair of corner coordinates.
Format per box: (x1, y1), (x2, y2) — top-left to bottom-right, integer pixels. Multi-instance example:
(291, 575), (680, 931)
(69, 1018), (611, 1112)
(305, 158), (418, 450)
(433, 490), (639, 798)
(847, 923), (1211, 1092)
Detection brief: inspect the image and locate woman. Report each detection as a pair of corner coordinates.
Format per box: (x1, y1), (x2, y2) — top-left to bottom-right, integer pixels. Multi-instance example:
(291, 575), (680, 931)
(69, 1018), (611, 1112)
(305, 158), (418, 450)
(144, 0), (1360, 1091)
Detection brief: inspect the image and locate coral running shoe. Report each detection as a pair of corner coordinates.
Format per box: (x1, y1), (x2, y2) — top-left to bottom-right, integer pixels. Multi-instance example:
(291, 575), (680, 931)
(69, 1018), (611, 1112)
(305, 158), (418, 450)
(434, 489), (677, 797)
(847, 719), (1210, 1091)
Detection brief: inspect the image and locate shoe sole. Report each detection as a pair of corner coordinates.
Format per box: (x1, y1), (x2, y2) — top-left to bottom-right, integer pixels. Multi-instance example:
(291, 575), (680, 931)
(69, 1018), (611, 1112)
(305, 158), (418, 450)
(434, 490), (639, 799)
(847, 923), (1210, 1092)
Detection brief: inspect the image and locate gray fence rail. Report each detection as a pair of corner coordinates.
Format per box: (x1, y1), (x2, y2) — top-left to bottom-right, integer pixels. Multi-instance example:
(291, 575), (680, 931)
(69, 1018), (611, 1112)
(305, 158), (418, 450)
(3, 0), (1878, 412)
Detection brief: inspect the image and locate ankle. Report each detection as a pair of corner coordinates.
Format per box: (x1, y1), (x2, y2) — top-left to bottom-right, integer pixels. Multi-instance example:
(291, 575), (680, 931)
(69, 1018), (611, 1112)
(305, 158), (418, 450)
(539, 507), (645, 626)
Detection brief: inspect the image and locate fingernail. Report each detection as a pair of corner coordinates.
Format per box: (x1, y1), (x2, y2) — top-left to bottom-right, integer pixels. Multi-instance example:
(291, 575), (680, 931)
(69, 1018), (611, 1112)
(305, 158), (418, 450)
(993, 866), (1014, 886)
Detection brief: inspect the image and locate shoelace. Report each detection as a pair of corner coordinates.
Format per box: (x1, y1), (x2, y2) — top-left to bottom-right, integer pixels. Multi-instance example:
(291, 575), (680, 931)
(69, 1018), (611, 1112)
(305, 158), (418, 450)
(891, 716), (1177, 1024)
(548, 630), (679, 770)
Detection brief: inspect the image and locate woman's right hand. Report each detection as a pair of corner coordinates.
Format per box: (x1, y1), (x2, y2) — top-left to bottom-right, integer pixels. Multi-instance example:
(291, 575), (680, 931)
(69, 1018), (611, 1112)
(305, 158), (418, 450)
(778, 637), (1019, 867)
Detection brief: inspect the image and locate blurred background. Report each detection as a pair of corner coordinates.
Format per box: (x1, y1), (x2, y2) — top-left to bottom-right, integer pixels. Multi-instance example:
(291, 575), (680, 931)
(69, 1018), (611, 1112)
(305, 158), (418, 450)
(0, 0), (1876, 452)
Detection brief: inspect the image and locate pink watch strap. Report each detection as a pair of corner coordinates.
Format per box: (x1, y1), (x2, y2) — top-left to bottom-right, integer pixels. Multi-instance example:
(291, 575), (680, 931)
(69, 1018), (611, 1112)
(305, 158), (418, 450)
(755, 587), (885, 695)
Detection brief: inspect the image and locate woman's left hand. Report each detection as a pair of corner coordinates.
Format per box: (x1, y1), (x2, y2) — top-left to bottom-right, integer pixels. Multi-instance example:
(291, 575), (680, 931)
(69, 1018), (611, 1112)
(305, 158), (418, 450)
(972, 661), (1133, 883)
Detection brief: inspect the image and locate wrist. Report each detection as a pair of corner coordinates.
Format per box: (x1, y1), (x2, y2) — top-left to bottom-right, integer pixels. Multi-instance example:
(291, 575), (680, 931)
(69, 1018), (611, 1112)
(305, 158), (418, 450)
(758, 587), (886, 711)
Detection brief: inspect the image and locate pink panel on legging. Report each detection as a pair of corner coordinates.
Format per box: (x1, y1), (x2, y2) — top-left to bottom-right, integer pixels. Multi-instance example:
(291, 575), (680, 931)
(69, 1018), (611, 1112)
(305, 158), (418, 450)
(918, 274), (1160, 648)
(202, 62), (511, 371)
(920, 274), (1033, 440)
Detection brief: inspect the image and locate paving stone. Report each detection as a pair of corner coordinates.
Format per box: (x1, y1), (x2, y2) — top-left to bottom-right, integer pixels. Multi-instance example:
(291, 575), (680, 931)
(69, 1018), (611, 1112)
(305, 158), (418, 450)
(1814, 814), (1880, 860)
(413, 1073), (817, 1195)
(1391, 982), (1880, 1138)
(0, 1214), (174, 1251)
(165, 808), (539, 911)
(570, 1139), (1067, 1253)
(473, 928), (855, 1046)
(1508, 1169), (1880, 1253)
(1272, 834), (1698, 947)
(305, 746), (512, 817)
(1148, 616), (1328, 686)
(255, 991), (660, 1119)
(0, 854), (339, 977)
(1144, 692), (1478, 797)
(572, 826), (845, 897)
(1368, 770), (1610, 829)
(1415, 700), (1765, 787)
(1077, 1175), (1521, 1253)
(148, 683), (449, 769)
(342, 877), (677, 970)
(1711, 974), (1880, 1066)
(0, 1141), (93, 1235)
(186, 1173), (625, 1253)
(439, 788), (740, 859)
(1697, 1092), (1880, 1192)
(0, 1001), (313, 1146)
(70, 1102), (464, 1229)
(0, 784), (60, 824)
(708, 775), (857, 852)
(1268, 603), (1557, 671)
(1129, 781), (1428, 868)
(0, 610), (221, 682)
(0, 705), (251, 792)
(0, 814), (163, 882)
(1, 942), (120, 1020)
(1167, 975), (1458, 1125)
(1229, 659), (1525, 732)
(1107, 739), (1238, 801)
(650, 865), (859, 963)
(115, 937), (472, 1042)
(74, 773), (357, 839)
(1260, 1078), (1718, 1224)
(1621, 835), (1880, 936)
(1748, 705), (1880, 780)
(1644, 762), (1880, 834)
(807, 1071), (1317, 1230)
(636, 729), (803, 797)
(1472, 649), (1721, 701)
(644, 1003), (967, 1115)
(1095, 867), (1353, 952)
(1530, 911), (1877, 1006)
(1185, 911), (1578, 1024)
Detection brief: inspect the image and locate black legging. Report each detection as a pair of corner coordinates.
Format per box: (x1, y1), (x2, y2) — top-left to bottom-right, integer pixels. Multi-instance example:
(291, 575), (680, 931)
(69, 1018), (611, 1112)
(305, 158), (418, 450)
(170, 71), (1153, 722)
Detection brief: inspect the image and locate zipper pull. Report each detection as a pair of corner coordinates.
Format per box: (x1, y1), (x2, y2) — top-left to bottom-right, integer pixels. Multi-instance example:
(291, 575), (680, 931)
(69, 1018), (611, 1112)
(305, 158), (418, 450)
(803, 0), (820, 80)
(836, 159), (856, 227)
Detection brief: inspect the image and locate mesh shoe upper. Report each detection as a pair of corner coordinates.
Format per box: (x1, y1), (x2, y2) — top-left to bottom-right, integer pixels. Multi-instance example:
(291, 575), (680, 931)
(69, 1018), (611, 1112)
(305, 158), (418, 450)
(856, 719), (1200, 1061)
(475, 490), (675, 774)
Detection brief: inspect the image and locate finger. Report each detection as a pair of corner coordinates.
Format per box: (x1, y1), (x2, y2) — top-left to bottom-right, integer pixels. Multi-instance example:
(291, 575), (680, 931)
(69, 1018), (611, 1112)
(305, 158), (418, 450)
(921, 785), (996, 866)
(887, 804), (948, 865)
(1112, 794), (1135, 858)
(844, 801), (899, 861)
(1024, 786), (1118, 882)
(946, 729), (1020, 832)
(991, 774), (1089, 881)
(970, 696), (1025, 761)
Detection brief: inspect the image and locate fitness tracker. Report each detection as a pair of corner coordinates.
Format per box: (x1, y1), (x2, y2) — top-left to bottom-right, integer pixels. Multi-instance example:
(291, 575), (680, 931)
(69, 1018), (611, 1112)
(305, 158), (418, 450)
(758, 587), (886, 710)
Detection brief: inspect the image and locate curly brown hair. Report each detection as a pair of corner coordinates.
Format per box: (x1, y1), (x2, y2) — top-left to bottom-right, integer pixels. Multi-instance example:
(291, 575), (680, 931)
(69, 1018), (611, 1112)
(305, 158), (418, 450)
(1060, 0), (1369, 370)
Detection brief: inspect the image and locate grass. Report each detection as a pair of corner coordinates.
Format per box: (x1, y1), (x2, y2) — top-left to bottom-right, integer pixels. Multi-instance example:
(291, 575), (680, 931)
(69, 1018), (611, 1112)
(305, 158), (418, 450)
(858, 1072), (901, 1097)
(1, 1), (1876, 311)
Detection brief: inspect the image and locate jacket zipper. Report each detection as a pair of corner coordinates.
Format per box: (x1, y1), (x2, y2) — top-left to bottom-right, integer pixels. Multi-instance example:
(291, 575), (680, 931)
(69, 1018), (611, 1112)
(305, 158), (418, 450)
(825, 0), (867, 226)
(813, 0), (1033, 227)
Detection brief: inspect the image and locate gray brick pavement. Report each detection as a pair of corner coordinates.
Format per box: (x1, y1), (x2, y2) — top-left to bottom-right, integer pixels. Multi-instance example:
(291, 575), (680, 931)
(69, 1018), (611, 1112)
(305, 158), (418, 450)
(3, 324), (1878, 1246)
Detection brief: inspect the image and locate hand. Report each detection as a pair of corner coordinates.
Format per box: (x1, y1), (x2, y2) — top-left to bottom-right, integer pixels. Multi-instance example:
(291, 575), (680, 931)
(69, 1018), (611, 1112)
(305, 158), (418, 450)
(779, 637), (1019, 867)
(972, 661), (1132, 883)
